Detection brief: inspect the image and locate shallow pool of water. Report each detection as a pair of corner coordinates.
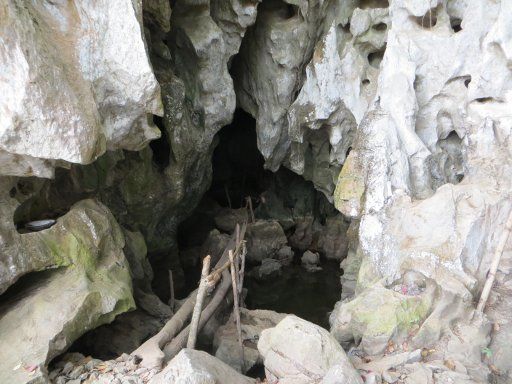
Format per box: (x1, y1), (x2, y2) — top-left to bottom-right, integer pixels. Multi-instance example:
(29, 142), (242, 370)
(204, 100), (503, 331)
(245, 259), (341, 329)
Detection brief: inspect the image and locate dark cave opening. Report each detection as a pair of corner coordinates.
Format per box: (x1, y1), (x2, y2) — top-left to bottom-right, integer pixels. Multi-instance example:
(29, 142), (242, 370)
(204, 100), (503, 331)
(177, 108), (345, 330)
(149, 115), (171, 170)
(208, 109), (270, 209)
(57, 108), (347, 366)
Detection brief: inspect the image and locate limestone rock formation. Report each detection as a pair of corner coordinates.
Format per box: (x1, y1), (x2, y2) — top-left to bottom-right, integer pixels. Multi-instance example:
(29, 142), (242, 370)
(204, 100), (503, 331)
(149, 349), (255, 384)
(2, 0), (512, 382)
(213, 308), (286, 373)
(258, 315), (363, 384)
(0, 0), (162, 178)
(0, 199), (134, 384)
(245, 220), (288, 263)
(330, 1), (512, 381)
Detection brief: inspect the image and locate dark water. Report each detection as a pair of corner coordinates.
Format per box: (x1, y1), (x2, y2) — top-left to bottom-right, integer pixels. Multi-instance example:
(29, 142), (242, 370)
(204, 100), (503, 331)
(245, 260), (341, 329)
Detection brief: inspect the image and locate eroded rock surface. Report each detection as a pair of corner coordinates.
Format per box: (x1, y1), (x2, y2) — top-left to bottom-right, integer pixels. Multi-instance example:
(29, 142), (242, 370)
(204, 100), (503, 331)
(258, 315), (363, 384)
(0, 199), (134, 384)
(214, 308), (286, 373)
(0, 0), (162, 178)
(149, 349), (255, 384)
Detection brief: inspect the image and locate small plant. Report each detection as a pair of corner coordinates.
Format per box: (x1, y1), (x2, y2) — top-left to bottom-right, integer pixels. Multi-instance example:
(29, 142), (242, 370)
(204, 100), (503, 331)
(482, 347), (493, 359)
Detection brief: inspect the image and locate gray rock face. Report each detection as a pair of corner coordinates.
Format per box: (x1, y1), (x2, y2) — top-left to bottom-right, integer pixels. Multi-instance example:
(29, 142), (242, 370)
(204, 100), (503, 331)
(213, 308), (286, 373)
(149, 349), (255, 384)
(0, 199), (134, 384)
(329, 1), (512, 380)
(0, 0), (162, 177)
(233, 0), (387, 198)
(246, 220), (288, 263)
(258, 315), (363, 384)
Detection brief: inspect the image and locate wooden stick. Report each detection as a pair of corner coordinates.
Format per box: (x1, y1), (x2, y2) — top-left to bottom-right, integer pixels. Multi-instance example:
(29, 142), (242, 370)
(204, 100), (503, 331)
(224, 184), (232, 208)
(132, 223), (247, 368)
(187, 255), (211, 349)
(163, 265), (233, 361)
(168, 270), (175, 311)
(238, 242), (246, 305)
(229, 250), (245, 370)
(234, 224), (241, 302)
(246, 196), (255, 223)
(131, 288), (198, 368)
(477, 208), (512, 312)
(161, 222), (248, 362)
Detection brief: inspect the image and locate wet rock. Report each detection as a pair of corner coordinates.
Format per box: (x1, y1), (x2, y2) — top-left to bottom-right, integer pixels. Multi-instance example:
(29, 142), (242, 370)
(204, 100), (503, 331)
(317, 216), (350, 261)
(250, 258), (283, 280)
(245, 220), (287, 263)
(301, 250), (322, 273)
(149, 349), (254, 384)
(403, 363), (434, 384)
(214, 308), (286, 373)
(289, 217), (316, 252)
(214, 207), (248, 233)
(276, 246), (294, 266)
(258, 315), (363, 384)
(301, 250), (320, 265)
(0, 199), (135, 384)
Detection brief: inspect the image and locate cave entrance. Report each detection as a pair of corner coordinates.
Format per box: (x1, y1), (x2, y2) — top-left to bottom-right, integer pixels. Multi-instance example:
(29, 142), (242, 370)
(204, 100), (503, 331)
(177, 109), (346, 330)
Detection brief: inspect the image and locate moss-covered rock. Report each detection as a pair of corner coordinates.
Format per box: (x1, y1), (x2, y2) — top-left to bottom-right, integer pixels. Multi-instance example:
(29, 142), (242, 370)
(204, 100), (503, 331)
(333, 151), (366, 218)
(330, 283), (434, 355)
(0, 199), (134, 384)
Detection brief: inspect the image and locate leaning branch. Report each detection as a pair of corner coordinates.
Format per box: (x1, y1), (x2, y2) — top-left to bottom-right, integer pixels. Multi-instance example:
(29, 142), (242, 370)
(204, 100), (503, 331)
(187, 255), (211, 349)
(477, 208), (512, 312)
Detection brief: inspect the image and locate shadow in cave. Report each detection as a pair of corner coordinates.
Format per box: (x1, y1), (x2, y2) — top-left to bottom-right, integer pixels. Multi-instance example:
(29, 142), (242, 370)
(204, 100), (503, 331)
(178, 109), (344, 330)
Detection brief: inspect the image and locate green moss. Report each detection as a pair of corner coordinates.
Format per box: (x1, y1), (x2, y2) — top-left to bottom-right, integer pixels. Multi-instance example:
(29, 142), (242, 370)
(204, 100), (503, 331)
(334, 154), (365, 213)
(40, 231), (97, 276)
(346, 286), (433, 339)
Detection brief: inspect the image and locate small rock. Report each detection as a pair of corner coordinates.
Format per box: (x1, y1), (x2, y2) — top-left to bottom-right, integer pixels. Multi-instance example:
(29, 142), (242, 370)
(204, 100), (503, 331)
(48, 369), (61, 380)
(253, 258), (282, 279)
(121, 377), (139, 384)
(382, 370), (400, 383)
(134, 367), (148, 375)
(55, 377), (66, 384)
(85, 358), (101, 371)
(67, 379), (81, 384)
(301, 250), (320, 265)
(277, 246), (294, 265)
(115, 364), (128, 374)
(116, 353), (130, 362)
(69, 365), (85, 379)
(62, 361), (75, 375)
(364, 372), (382, 384)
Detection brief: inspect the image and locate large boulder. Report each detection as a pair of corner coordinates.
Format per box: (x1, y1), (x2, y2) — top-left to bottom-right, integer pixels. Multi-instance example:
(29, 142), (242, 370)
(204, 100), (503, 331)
(245, 220), (288, 263)
(214, 308), (286, 373)
(0, 0), (162, 178)
(149, 349), (255, 384)
(330, 280), (436, 355)
(258, 315), (363, 384)
(0, 199), (135, 384)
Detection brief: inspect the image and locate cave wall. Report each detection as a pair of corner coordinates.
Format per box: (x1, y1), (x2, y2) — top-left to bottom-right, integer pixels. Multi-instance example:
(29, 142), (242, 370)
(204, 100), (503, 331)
(1, 0), (512, 382)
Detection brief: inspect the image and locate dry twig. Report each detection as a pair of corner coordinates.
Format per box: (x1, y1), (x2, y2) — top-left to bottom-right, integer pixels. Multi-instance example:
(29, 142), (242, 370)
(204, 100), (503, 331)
(187, 255), (211, 349)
